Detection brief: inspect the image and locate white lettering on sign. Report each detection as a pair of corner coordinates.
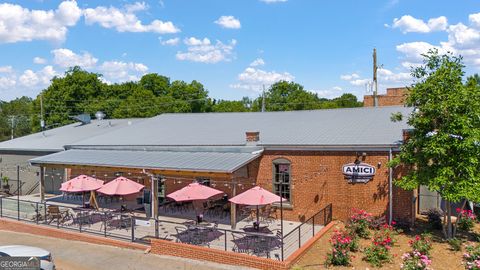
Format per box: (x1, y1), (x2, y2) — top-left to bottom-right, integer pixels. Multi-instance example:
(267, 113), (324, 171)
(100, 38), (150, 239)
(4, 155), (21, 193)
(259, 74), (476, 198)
(342, 163), (376, 183)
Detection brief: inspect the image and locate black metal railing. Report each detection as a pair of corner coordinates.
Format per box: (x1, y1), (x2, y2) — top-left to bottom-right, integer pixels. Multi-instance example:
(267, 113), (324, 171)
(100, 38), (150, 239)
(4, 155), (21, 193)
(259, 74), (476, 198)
(281, 203), (333, 259)
(0, 196), (333, 261)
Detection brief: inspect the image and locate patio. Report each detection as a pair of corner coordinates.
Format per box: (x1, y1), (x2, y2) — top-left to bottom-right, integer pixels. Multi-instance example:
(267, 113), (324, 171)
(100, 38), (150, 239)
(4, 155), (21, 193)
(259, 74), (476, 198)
(3, 193), (325, 259)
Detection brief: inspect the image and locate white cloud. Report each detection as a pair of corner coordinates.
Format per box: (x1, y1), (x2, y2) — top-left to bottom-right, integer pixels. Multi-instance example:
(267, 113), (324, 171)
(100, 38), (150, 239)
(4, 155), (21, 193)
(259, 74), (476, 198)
(33, 57), (47, 64)
(0, 0), (81, 43)
(176, 37), (237, 63)
(392, 15), (447, 33)
(0, 65), (58, 100)
(161, 37), (180, 46)
(340, 73), (360, 81)
(0, 66), (13, 73)
(214, 15), (241, 29)
(230, 66), (294, 92)
(99, 60), (149, 82)
(52, 48), (98, 68)
(314, 86), (344, 99)
(259, 0), (287, 3)
(250, 58), (265, 67)
(470, 13), (480, 28)
(19, 66), (57, 88)
(84, 2), (180, 34)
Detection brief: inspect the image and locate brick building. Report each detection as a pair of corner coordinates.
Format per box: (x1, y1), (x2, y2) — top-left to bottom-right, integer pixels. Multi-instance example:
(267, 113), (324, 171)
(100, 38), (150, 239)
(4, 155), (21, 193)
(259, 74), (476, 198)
(25, 106), (415, 225)
(364, 87), (408, 107)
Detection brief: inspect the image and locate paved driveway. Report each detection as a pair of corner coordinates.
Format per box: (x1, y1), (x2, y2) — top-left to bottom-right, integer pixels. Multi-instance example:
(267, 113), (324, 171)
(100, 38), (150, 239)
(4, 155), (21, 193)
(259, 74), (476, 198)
(0, 230), (254, 270)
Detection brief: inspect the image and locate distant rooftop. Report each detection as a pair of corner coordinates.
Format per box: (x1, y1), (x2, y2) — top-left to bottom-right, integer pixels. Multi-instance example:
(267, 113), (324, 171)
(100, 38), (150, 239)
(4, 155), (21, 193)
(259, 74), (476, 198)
(70, 106), (411, 149)
(0, 119), (144, 152)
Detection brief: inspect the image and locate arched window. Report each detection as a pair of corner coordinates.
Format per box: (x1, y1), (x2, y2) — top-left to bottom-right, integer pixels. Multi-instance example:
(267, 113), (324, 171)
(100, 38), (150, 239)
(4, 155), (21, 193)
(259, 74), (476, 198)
(273, 158), (291, 202)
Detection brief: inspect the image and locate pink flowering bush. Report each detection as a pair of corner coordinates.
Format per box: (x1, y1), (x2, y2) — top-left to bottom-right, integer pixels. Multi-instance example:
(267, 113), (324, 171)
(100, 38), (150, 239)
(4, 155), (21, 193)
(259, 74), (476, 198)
(363, 224), (396, 267)
(400, 251), (432, 270)
(463, 245), (480, 270)
(325, 229), (353, 266)
(347, 208), (373, 238)
(409, 233), (433, 256)
(457, 208), (477, 232)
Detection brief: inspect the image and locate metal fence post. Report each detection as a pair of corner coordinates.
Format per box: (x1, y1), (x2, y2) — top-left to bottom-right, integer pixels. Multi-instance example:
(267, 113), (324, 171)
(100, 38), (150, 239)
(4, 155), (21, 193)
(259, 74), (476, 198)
(298, 226), (301, 248)
(79, 211), (82, 233)
(312, 215), (315, 237)
(104, 212), (107, 237)
(131, 216), (135, 242)
(324, 208), (327, 225)
(224, 229), (227, 251)
(0, 197), (2, 218)
(43, 202), (47, 225)
(17, 197), (20, 221)
(35, 203), (39, 224)
(155, 219), (159, 238)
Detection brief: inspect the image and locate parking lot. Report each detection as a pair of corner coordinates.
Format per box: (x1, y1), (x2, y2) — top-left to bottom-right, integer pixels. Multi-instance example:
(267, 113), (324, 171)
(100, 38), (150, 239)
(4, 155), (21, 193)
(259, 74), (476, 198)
(0, 230), (253, 270)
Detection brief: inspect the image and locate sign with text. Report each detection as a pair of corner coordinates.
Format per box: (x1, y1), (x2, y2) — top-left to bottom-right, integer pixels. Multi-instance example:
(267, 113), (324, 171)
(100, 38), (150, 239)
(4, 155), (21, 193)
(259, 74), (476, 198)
(342, 163), (376, 183)
(0, 257), (40, 270)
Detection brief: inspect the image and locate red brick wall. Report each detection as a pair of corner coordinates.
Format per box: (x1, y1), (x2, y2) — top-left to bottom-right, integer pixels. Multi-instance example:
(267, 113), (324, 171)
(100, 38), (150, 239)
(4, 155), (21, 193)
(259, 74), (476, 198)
(364, 87), (408, 107)
(254, 150), (412, 223)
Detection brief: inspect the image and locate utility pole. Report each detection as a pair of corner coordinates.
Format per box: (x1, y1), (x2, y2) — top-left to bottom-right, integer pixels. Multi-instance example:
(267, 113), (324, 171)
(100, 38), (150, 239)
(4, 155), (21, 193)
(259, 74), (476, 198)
(9, 116), (15, 140)
(373, 48), (378, 107)
(261, 85), (266, 112)
(40, 94), (45, 134)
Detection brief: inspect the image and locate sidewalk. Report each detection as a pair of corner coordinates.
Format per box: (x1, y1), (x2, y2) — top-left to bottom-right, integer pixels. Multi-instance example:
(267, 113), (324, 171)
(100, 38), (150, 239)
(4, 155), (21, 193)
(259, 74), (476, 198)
(0, 230), (254, 270)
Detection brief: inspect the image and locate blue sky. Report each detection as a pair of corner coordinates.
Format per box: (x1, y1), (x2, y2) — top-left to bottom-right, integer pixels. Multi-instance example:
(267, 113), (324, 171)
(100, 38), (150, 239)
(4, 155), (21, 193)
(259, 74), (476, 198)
(0, 0), (479, 101)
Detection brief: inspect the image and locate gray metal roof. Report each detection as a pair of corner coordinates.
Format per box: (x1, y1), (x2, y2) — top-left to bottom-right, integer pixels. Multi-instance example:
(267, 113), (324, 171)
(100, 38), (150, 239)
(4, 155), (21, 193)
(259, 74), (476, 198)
(70, 106), (411, 148)
(29, 149), (261, 173)
(0, 119), (145, 152)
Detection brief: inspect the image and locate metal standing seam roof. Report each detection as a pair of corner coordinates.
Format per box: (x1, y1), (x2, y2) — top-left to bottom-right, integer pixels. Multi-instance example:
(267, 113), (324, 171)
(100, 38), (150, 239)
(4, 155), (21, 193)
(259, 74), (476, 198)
(0, 119), (144, 152)
(68, 106), (412, 148)
(29, 149), (261, 173)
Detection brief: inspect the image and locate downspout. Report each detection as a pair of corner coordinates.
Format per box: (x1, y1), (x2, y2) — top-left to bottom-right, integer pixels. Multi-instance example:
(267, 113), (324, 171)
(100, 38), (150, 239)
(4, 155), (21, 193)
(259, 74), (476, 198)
(388, 148), (393, 225)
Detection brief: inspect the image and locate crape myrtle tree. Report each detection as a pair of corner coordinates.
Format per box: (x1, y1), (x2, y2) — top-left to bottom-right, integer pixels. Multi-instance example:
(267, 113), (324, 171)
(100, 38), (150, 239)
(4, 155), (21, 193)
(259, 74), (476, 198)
(390, 50), (480, 239)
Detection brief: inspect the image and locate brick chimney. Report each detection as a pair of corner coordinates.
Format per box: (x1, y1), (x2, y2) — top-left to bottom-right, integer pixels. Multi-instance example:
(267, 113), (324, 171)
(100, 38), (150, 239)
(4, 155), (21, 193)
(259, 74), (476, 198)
(246, 131), (260, 143)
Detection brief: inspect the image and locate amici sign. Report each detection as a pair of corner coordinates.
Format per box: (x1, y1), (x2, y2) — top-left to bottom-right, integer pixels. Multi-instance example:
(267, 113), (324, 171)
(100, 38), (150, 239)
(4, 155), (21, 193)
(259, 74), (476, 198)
(342, 162), (376, 183)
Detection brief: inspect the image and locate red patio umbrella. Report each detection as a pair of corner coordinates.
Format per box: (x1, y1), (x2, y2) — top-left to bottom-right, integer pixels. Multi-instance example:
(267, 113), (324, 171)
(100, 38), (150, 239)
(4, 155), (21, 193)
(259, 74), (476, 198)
(229, 186), (286, 226)
(167, 182), (224, 222)
(166, 182), (224, 202)
(59, 175), (104, 207)
(96, 177), (145, 196)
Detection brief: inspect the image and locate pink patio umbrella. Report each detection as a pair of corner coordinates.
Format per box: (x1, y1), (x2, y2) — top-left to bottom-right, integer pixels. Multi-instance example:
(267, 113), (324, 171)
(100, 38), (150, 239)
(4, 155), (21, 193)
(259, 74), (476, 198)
(96, 176), (145, 196)
(167, 182), (224, 202)
(167, 182), (224, 222)
(59, 175), (104, 207)
(229, 186), (286, 227)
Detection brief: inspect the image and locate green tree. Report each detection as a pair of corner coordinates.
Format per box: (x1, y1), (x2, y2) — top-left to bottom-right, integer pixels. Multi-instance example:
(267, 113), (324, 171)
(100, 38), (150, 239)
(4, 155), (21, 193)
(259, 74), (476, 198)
(253, 81), (321, 111)
(0, 97), (34, 140)
(390, 50), (480, 239)
(332, 93), (363, 108)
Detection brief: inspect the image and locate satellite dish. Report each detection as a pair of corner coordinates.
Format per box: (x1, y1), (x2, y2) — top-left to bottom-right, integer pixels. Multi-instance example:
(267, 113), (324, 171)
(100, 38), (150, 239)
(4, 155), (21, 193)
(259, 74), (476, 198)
(70, 114), (91, 125)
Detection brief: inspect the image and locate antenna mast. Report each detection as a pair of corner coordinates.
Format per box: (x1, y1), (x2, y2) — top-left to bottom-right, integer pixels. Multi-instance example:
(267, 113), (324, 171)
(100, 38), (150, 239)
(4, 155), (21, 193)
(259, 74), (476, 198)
(373, 48), (378, 107)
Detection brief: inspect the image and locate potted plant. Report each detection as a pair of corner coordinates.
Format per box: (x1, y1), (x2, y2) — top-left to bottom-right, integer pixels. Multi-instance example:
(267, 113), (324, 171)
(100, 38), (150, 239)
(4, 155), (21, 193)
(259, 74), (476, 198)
(2, 176), (10, 192)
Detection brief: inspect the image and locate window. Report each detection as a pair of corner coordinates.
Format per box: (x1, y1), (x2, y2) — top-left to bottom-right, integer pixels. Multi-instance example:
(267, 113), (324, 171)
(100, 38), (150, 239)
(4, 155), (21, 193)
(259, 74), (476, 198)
(273, 159), (291, 202)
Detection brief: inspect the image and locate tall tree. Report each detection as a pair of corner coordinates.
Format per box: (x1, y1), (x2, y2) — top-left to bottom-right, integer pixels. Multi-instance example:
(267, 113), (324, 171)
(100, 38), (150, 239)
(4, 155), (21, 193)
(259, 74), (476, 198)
(390, 50), (480, 239)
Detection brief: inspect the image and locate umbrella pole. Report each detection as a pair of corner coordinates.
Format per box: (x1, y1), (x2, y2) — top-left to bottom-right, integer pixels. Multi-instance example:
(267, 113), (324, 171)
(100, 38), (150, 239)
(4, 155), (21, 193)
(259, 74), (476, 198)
(256, 205), (259, 229)
(82, 192), (85, 207)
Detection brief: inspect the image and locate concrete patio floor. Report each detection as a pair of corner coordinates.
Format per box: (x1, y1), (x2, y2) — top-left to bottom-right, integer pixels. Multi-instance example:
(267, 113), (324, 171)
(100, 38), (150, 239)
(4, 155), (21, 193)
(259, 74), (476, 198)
(2, 194), (323, 259)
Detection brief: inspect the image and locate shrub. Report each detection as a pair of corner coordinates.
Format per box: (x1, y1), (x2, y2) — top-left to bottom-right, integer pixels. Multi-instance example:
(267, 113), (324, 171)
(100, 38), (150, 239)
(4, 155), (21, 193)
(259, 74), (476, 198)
(409, 233), (433, 256)
(347, 208), (373, 238)
(325, 230), (352, 267)
(400, 251), (432, 270)
(448, 238), (463, 252)
(426, 208), (443, 230)
(463, 245), (480, 270)
(363, 245), (392, 267)
(373, 223), (398, 248)
(457, 208), (477, 232)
